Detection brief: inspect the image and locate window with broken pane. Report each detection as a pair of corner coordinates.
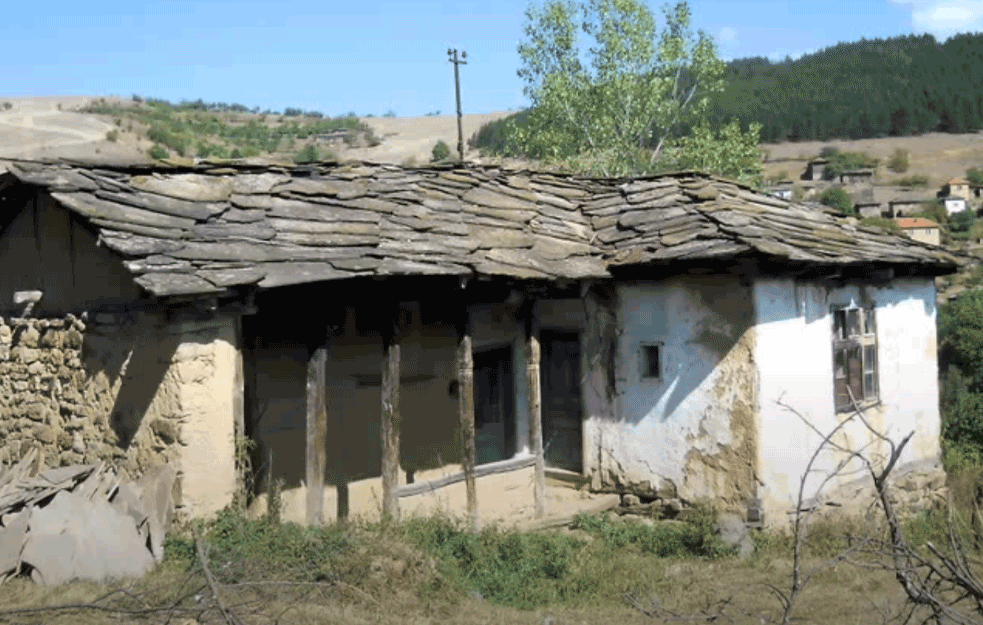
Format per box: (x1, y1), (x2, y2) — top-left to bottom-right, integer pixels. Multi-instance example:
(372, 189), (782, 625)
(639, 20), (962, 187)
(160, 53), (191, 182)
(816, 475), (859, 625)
(831, 304), (878, 412)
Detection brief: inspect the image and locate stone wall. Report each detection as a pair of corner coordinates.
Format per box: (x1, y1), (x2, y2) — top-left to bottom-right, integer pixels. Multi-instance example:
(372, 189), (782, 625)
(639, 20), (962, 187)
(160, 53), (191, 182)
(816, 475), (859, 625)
(0, 312), (238, 520)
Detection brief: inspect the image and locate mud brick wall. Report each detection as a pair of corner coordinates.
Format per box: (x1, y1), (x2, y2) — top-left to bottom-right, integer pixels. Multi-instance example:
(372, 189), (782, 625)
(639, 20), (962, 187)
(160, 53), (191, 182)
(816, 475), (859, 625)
(0, 313), (238, 519)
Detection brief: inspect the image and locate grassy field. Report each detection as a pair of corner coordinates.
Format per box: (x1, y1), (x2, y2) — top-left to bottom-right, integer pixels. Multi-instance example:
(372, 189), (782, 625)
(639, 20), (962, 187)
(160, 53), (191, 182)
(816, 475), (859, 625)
(0, 500), (977, 625)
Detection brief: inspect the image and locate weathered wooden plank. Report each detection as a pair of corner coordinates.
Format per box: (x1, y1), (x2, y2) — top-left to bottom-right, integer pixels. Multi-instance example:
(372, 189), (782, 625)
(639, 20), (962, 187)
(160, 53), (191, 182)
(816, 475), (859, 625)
(457, 323), (477, 530)
(381, 315), (401, 521)
(94, 189), (226, 221)
(526, 313), (546, 520)
(306, 347), (328, 526)
(52, 192), (196, 230)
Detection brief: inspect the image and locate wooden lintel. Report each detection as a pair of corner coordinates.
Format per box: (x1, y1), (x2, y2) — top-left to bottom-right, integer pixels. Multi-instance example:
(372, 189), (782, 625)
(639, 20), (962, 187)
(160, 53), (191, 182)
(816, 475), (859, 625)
(525, 307), (546, 519)
(380, 313), (401, 521)
(457, 314), (478, 531)
(306, 346), (328, 526)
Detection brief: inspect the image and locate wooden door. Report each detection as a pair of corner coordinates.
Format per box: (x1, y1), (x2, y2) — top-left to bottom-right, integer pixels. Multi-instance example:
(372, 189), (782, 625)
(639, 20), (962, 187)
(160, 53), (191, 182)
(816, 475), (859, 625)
(541, 330), (582, 472)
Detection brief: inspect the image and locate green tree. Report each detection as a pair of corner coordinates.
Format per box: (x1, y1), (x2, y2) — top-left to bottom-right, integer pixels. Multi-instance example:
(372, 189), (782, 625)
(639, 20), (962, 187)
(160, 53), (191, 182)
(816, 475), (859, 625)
(515, 0), (752, 177)
(431, 140), (452, 162)
(966, 167), (983, 186)
(939, 291), (983, 467)
(888, 148), (909, 173)
(675, 119), (763, 185)
(818, 187), (854, 215)
(148, 144), (170, 160)
(293, 144), (319, 164)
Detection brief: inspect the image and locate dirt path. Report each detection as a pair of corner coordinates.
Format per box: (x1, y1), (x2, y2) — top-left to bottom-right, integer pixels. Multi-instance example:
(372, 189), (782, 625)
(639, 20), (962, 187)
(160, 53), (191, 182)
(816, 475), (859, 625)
(0, 97), (118, 158)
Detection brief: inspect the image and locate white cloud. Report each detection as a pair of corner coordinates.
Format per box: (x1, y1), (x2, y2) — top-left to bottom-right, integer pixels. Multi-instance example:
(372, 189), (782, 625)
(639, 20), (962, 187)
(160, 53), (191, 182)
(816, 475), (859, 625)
(889, 0), (983, 38)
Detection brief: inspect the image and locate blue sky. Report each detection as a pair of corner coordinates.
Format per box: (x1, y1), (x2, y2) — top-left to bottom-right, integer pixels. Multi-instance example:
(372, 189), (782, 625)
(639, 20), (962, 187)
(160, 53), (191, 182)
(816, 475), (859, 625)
(2, 1), (981, 117)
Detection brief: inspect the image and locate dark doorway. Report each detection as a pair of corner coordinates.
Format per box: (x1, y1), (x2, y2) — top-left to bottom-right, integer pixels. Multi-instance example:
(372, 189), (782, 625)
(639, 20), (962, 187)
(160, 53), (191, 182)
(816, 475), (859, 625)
(474, 346), (515, 465)
(541, 330), (583, 472)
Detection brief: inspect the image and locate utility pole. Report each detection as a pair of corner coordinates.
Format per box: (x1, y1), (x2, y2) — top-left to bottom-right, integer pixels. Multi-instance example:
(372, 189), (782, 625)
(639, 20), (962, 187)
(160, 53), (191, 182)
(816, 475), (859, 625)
(447, 48), (467, 162)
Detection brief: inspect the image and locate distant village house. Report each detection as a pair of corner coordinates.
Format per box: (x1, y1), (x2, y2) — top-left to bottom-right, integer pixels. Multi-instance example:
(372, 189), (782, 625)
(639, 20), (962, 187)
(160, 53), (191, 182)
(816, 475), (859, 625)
(895, 217), (941, 247)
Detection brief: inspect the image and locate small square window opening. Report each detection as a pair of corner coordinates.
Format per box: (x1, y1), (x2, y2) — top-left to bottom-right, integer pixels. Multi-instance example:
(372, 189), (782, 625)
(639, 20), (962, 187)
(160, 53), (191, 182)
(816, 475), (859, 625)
(640, 343), (662, 380)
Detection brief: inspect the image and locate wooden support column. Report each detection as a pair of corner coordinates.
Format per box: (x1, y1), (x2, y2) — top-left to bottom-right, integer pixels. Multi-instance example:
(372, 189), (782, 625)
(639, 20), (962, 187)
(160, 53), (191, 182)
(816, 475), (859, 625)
(525, 308), (546, 519)
(232, 316), (246, 511)
(380, 313), (402, 521)
(305, 346), (328, 526)
(457, 313), (477, 530)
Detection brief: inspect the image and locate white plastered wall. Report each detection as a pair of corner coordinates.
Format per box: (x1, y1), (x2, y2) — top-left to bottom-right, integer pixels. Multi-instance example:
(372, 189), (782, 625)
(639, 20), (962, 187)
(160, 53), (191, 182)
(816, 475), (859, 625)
(753, 277), (942, 527)
(590, 276), (757, 507)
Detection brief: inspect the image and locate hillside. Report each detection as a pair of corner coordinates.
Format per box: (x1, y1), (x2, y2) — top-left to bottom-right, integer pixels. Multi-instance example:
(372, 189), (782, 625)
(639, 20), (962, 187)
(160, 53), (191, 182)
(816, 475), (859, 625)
(0, 95), (511, 166)
(711, 33), (983, 143)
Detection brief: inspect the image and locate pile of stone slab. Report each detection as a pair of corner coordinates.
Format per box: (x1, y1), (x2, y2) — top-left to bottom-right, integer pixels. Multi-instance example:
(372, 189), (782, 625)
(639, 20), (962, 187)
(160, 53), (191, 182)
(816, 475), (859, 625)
(0, 449), (175, 585)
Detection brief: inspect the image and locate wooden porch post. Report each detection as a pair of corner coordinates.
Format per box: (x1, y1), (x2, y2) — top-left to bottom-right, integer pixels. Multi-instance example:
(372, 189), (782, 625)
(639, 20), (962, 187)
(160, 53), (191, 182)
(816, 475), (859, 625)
(457, 312), (477, 530)
(381, 312), (401, 521)
(305, 346), (328, 526)
(525, 308), (546, 519)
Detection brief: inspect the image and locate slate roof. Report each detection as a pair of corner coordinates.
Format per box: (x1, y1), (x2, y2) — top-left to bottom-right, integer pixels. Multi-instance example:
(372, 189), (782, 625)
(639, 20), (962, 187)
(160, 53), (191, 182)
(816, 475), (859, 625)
(0, 160), (961, 297)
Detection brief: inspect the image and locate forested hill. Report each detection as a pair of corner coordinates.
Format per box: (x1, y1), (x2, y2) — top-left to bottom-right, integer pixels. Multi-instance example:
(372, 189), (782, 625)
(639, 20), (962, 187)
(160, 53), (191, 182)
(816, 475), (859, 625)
(710, 33), (983, 143)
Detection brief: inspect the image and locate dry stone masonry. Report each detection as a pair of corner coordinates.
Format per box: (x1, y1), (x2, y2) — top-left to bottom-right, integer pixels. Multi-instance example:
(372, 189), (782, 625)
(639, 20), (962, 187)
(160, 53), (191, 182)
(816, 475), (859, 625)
(0, 310), (228, 519)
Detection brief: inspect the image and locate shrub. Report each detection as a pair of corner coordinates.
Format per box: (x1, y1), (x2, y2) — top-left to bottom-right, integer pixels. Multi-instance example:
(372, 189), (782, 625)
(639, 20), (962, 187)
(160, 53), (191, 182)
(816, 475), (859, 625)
(888, 148), (910, 173)
(967, 167), (983, 186)
(1, 101), (11, 110)
(859, 216), (901, 233)
(819, 187), (855, 216)
(895, 174), (930, 187)
(294, 144), (319, 164)
(105, 130), (119, 142)
(431, 140), (452, 162)
(383, 109), (397, 118)
(148, 144), (169, 160)
(401, 515), (585, 609)
(820, 148), (878, 180)
(571, 505), (731, 558)
(951, 208), (975, 233)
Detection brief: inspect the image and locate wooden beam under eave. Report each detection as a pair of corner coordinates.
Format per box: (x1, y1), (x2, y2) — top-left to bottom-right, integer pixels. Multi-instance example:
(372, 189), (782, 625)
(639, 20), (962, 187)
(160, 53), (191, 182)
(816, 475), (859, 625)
(380, 317), (401, 521)
(525, 308), (546, 519)
(306, 346), (328, 526)
(457, 316), (478, 531)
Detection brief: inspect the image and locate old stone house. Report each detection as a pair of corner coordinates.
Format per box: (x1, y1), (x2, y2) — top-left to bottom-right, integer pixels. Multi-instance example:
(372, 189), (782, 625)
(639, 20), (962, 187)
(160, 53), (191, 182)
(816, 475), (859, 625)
(0, 160), (959, 528)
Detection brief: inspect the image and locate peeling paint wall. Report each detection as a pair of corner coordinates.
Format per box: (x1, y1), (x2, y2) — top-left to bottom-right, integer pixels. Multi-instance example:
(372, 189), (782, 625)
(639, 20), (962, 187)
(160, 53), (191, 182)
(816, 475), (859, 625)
(753, 277), (942, 527)
(589, 276), (757, 511)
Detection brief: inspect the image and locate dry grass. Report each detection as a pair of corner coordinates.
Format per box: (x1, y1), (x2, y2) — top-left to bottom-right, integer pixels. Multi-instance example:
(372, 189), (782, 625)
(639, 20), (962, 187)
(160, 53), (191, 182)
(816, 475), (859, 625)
(0, 508), (961, 625)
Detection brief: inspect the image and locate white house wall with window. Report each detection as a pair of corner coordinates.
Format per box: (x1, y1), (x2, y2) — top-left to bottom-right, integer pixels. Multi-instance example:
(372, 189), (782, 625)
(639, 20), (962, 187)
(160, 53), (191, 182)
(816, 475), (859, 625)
(753, 277), (941, 523)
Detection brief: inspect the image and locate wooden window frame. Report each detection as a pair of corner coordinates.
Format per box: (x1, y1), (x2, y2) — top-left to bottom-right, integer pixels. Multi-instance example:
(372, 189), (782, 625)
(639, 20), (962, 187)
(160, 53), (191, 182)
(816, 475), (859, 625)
(832, 304), (878, 413)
